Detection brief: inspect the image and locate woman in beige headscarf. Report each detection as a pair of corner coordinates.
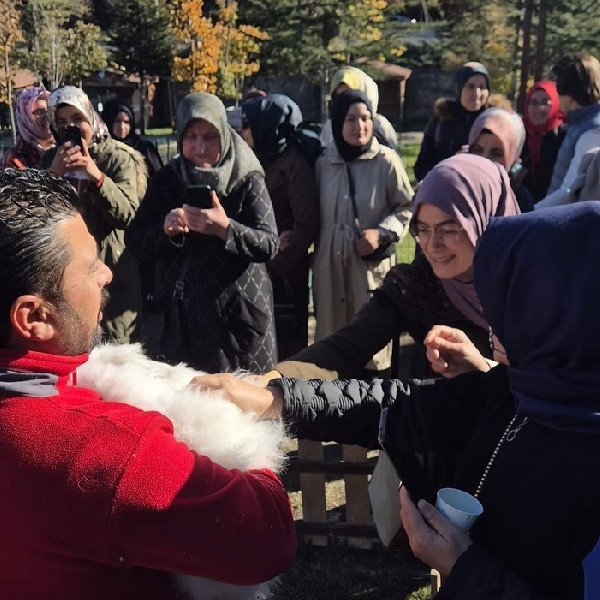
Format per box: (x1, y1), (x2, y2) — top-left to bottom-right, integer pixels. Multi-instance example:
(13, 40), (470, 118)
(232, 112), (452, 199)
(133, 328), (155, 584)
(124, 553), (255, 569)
(321, 65), (399, 150)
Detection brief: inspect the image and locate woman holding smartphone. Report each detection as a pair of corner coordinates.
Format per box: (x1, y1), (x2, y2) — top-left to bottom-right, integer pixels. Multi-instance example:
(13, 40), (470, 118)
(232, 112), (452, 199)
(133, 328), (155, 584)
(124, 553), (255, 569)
(125, 92), (279, 373)
(40, 86), (146, 344)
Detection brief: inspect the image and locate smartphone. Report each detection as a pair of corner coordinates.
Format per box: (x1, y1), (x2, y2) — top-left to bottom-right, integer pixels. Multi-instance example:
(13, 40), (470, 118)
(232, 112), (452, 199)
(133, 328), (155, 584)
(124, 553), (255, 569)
(378, 407), (436, 504)
(57, 125), (82, 148)
(186, 184), (213, 209)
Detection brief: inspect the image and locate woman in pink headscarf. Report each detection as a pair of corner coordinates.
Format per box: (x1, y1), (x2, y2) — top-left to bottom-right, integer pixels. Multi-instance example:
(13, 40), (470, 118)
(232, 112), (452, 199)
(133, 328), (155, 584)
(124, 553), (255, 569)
(468, 107), (534, 212)
(520, 81), (566, 203)
(2, 86), (55, 169)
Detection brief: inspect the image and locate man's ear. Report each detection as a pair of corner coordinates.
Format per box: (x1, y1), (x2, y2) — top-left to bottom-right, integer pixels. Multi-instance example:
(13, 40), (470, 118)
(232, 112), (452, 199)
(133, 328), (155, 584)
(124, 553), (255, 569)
(10, 295), (58, 343)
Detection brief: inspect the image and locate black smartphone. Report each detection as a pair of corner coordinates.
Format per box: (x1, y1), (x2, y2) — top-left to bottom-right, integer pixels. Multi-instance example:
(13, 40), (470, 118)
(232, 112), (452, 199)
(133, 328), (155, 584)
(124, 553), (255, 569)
(57, 125), (82, 148)
(186, 184), (213, 209)
(378, 407), (436, 504)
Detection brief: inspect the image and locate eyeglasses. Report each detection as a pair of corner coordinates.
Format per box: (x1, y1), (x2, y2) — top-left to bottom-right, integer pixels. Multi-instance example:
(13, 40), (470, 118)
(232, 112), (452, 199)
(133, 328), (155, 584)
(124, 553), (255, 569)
(529, 99), (552, 107)
(409, 222), (465, 245)
(32, 109), (48, 118)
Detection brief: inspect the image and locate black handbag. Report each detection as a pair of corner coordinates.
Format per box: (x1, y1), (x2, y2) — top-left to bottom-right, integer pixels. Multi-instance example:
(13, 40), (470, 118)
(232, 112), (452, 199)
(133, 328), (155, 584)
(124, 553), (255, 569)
(346, 163), (398, 263)
(158, 254), (192, 365)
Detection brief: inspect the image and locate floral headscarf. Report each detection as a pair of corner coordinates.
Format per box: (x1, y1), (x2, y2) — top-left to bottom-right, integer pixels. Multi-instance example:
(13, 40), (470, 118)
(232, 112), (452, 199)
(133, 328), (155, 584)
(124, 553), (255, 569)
(47, 86), (109, 144)
(15, 87), (53, 148)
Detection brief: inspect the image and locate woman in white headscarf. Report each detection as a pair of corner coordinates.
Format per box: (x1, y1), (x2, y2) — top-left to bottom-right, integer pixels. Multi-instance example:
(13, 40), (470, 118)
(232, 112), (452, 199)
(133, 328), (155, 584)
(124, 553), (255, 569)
(40, 86), (146, 344)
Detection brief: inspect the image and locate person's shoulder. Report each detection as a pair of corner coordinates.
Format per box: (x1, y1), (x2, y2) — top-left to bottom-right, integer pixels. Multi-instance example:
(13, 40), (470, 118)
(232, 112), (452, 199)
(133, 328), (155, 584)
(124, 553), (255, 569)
(433, 98), (457, 123)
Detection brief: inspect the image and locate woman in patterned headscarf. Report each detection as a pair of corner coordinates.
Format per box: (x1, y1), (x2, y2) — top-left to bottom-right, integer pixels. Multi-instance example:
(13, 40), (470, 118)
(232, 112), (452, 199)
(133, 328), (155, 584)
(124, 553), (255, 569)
(39, 86), (146, 345)
(1, 86), (54, 168)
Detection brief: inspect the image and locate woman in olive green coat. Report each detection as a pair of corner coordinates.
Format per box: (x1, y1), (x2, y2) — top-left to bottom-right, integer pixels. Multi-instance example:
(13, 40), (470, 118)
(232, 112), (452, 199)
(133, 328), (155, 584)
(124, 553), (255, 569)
(40, 86), (146, 343)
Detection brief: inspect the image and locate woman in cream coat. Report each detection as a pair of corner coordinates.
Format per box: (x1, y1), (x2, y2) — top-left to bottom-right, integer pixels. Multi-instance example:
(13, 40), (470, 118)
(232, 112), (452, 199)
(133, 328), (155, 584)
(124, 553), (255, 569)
(313, 90), (413, 376)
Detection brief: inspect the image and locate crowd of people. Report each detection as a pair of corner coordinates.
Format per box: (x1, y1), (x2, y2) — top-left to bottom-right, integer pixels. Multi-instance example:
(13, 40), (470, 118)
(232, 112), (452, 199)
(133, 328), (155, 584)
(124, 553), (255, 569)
(0, 50), (599, 599)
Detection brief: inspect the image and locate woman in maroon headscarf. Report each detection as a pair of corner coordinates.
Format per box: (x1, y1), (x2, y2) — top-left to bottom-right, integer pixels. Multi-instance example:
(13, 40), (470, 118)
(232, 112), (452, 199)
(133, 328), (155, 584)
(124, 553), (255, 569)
(520, 81), (566, 203)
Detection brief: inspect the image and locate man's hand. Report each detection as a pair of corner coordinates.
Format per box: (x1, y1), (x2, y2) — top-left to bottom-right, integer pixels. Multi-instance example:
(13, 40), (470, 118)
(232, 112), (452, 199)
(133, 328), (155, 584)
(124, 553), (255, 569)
(399, 486), (472, 576)
(183, 192), (231, 240)
(424, 325), (491, 378)
(190, 373), (284, 419)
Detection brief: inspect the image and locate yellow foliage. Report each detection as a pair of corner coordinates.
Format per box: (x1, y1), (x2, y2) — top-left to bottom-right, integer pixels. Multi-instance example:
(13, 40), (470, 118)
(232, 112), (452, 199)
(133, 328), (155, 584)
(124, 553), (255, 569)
(170, 0), (267, 98)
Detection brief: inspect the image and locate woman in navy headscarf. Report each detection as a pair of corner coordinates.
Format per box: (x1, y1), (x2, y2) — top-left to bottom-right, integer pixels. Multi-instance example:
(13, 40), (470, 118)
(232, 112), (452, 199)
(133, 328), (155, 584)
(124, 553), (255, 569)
(241, 94), (320, 358)
(398, 202), (600, 598)
(197, 202), (600, 598)
(102, 98), (164, 178)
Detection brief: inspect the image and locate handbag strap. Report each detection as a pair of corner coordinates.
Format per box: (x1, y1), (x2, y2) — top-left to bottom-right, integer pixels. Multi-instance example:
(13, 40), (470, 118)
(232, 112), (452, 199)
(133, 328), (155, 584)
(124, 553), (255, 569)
(174, 252), (193, 300)
(345, 163), (363, 236)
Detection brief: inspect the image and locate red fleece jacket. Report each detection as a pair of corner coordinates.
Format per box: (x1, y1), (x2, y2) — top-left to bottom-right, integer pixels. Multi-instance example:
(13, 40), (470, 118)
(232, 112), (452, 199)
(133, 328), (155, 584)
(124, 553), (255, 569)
(0, 349), (296, 600)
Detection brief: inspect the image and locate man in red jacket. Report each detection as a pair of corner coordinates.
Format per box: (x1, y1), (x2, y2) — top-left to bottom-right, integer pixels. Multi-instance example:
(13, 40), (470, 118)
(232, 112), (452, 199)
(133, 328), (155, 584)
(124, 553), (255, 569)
(0, 168), (296, 599)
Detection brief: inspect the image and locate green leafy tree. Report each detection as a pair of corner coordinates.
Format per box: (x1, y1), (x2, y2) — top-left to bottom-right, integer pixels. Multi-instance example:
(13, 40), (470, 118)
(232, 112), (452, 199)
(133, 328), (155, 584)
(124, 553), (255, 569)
(438, 0), (519, 95)
(110, 0), (172, 132)
(21, 0), (106, 88)
(238, 0), (391, 82)
(544, 0), (600, 69)
(110, 0), (172, 76)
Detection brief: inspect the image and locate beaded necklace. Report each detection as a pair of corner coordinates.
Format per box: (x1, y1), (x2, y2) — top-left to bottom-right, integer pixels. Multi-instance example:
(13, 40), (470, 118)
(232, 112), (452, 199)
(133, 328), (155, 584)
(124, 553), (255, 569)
(474, 414), (529, 499)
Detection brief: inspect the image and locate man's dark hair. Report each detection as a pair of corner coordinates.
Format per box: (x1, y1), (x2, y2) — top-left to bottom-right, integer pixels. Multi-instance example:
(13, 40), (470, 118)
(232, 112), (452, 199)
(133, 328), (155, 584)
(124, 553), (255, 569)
(551, 53), (600, 106)
(0, 168), (80, 343)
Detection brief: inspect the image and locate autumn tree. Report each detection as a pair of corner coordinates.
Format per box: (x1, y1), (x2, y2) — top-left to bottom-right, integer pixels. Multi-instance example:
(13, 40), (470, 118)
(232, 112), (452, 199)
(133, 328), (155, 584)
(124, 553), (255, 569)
(170, 0), (268, 99)
(214, 0), (268, 99)
(0, 0), (22, 143)
(170, 0), (222, 93)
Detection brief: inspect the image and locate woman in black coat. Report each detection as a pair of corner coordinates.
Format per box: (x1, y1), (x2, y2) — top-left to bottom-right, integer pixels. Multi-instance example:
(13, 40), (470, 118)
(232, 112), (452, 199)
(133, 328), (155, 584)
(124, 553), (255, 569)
(102, 98), (164, 178)
(125, 92), (279, 373)
(414, 62), (490, 182)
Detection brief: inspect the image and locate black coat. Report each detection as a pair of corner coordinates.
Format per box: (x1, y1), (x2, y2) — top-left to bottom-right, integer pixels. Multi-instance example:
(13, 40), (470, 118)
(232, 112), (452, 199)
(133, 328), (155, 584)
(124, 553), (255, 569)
(520, 126), (567, 203)
(414, 99), (485, 182)
(125, 164), (279, 373)
(272, 367), (600, 599)
(276, 253), (491, 380)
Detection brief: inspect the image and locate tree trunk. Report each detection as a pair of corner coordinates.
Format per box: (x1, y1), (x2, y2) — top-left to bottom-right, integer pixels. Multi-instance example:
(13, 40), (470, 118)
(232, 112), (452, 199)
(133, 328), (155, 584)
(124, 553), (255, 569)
(517, 0), (534, 113)
(4, 45), (16, 144)
(139, 74), (146, 135)
(534, 0), (548, 81)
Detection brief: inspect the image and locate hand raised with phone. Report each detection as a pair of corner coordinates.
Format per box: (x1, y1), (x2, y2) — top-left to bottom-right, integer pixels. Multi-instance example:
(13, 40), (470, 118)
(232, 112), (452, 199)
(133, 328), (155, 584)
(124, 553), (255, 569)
(183, 185), (230, 240)
(50, 125), (103, 184)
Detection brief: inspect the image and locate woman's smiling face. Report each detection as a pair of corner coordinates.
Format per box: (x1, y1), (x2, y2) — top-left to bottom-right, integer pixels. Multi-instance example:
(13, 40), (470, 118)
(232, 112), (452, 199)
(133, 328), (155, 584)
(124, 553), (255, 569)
(415, 203), (475, 279)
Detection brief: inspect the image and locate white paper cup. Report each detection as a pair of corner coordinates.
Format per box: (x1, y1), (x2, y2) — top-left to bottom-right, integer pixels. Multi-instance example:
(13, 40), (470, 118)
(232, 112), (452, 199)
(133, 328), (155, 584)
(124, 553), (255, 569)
(435, 487), (483, 531)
